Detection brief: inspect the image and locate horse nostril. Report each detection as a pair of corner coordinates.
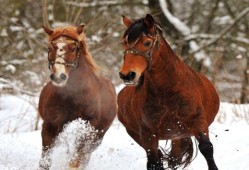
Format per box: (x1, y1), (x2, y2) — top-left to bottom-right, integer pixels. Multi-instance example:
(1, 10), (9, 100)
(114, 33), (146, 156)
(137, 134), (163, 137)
(50, 74), (55, 81)
(127, 71), (136, 80)
(119, 72), (125, 79)
(119, 71), (136, 81)
(60, 73), (67, 80)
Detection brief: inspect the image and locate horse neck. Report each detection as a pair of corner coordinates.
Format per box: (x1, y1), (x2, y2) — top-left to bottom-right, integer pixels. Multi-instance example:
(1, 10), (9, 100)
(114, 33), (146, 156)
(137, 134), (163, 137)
(143, 37), (182, 95)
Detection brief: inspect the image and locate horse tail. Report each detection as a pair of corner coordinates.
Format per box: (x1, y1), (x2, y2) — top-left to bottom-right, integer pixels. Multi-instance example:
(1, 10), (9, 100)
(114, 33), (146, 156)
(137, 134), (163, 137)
(161, 137), (197, 169)
(179, 137), (195, 168)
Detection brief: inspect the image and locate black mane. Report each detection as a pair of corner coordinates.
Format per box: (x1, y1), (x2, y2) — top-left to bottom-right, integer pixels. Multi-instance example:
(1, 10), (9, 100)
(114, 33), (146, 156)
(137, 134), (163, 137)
(123, 18), (163, 44)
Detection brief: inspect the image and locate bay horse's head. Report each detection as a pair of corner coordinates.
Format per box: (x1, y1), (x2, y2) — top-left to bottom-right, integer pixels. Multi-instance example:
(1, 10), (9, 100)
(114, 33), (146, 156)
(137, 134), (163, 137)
(119, 14), (162, 85)
(43, 25), (85, 87)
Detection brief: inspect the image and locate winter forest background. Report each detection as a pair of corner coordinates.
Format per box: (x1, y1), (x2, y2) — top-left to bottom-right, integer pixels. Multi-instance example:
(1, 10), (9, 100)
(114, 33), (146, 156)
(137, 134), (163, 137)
(0, 0), (249, 169)
(1, 0), (249, 103)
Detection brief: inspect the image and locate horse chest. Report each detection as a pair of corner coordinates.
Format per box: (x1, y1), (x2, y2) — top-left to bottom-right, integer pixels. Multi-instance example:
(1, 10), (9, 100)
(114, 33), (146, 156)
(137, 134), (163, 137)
(141, 102), (192, 139)
(44, 95), (95, 125)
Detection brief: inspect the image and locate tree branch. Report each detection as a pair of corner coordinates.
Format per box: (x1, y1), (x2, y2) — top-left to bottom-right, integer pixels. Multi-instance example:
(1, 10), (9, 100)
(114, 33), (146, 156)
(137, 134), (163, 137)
(191, 7), (249, 54)
(66, 1), (124, 7)
(0, 78), (37, 96)
(42, 0), (50, 28)
(185, 33), (249, 45)
(204, 0), (220, 33)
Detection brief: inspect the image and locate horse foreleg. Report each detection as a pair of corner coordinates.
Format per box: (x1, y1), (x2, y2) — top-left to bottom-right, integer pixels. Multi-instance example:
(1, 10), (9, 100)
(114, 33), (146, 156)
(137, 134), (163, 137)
(142, 134), (164, 170)
(145, 141), (164, 170)
(126, 129), (163, 170)
(69, 156), (81, 170)
(39, 123), (56, 170)
(196, 133), (218, 170)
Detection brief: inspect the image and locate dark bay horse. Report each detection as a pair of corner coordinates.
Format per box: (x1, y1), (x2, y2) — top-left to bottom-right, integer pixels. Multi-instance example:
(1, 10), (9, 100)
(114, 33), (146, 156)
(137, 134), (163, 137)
(118, 14), (220, 170)
(39, 25), (116, 169)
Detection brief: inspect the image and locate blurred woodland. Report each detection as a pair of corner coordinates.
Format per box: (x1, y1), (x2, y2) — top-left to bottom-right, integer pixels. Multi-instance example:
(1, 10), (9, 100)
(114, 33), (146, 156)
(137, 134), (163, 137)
(0, 0), (249, 103)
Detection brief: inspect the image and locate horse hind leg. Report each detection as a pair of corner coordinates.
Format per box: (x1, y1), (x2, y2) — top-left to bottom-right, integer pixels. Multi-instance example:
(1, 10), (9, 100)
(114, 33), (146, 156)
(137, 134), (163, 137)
(167, 138), (193, 169)
(197, 132), (218, 170)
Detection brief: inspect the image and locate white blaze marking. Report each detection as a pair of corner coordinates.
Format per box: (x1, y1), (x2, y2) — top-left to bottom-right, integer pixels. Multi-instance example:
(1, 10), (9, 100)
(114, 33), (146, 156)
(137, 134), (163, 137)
(51, 37), (69, 87)
(54, 37), (66, 77)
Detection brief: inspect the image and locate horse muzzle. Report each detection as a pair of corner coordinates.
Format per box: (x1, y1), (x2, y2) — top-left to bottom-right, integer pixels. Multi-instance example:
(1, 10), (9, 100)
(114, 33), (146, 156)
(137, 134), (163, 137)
(119, 71), (138, 86)
(50, 73), (68, 86)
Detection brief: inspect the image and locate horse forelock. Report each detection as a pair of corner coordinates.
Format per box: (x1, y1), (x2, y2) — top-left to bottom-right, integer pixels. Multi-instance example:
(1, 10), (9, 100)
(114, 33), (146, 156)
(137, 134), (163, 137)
(123, 19), (150, 44)
(48, 26), (85, 43)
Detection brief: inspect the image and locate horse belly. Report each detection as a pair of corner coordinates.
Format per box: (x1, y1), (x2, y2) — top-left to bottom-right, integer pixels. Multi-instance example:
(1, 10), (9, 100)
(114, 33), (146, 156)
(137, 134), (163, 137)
(156, 117), (193, 140)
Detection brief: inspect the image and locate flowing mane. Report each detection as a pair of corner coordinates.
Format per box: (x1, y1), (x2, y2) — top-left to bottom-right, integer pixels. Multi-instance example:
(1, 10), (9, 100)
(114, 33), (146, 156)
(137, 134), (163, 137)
(123, 19), (163, 44)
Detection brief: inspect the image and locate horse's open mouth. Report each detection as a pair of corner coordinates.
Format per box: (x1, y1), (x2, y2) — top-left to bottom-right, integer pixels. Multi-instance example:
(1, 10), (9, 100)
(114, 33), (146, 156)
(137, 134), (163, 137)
(123, 76), (143, 87)
(123, 81), (135, 86)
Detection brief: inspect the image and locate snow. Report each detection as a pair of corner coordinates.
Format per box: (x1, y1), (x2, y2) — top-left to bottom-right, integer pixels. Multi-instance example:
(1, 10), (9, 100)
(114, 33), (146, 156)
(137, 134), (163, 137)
(158, 0), (190, 36)
(0, 94), (38, 133)
(1, 28), (8, 37)
(0, 91), (249, 170)
(5, 64), (16, 74)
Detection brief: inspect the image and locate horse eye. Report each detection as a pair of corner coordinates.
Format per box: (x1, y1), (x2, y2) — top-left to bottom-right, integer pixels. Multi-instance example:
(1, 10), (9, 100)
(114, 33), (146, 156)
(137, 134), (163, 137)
(47, 48), (51, 53)
(70, 47), (76, 52)
(144, 41), (151, 47)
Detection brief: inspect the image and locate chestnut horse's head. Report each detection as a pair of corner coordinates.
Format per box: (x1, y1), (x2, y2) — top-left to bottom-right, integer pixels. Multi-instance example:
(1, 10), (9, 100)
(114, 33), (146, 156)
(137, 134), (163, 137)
(119, 14), (162, 85)
(43, 25), (85, 87)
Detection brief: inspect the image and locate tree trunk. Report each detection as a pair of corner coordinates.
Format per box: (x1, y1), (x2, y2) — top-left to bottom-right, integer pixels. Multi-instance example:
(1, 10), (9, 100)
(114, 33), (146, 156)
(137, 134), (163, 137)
(240, 54), (249, 103)
(42, 0), (50, 28)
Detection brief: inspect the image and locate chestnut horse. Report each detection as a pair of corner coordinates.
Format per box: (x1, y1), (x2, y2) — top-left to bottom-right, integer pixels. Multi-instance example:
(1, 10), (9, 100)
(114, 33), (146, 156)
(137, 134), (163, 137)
(118, 14), (219, 170)
(39, 25), (116, 169)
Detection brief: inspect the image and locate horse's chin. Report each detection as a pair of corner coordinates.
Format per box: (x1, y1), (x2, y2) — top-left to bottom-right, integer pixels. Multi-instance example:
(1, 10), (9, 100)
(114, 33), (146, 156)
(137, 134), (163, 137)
(123, 81), (136, 86)
(123, 76), (143, 87)
(51, 80), (67, 87)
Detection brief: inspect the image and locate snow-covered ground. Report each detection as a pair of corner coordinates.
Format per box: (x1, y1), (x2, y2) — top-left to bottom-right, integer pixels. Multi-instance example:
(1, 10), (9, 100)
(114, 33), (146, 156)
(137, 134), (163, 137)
(0, 90), (249, 170)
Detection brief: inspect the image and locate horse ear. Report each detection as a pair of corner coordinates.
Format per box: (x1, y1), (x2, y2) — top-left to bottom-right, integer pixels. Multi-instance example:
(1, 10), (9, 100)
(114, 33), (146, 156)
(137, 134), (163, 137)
(77, 24), (85, 35)
(122, 15), (133, 28)
(144, 14), (155, 28)
(42, 26), (54, 35)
